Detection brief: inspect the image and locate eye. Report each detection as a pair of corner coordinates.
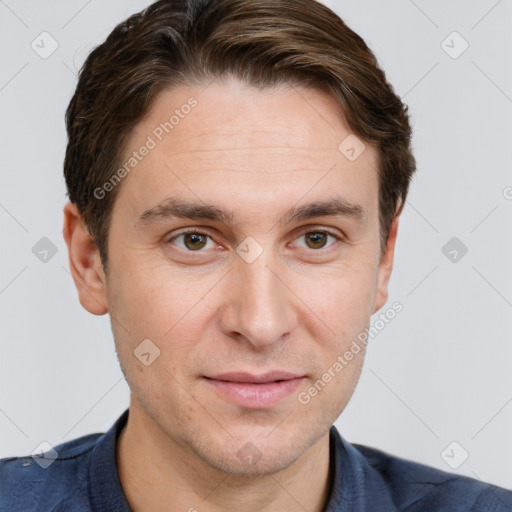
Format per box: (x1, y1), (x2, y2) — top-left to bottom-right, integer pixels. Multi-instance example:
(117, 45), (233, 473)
(167, 230), (216, 251)
(294, 230), (340, 250)
(166, 228), (342, 253)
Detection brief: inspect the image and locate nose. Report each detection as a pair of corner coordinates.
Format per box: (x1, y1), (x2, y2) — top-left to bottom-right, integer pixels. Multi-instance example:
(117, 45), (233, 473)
(219, 250), (298, 350)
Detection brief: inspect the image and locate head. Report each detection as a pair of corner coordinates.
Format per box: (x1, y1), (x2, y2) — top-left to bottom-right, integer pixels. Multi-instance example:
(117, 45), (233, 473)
(63, 0), (415, 476)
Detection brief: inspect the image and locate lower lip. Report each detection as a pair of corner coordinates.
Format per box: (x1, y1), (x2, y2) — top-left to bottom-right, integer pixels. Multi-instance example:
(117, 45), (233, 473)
(203, 377), (304, 409)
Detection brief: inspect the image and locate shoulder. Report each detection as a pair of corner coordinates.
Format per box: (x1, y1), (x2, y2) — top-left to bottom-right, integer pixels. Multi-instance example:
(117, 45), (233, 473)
(350, 440), (512, 511)
(0, 433), (101, 511)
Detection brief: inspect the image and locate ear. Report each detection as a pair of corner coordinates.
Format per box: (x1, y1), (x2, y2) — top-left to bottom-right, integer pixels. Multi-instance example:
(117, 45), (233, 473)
(62, 202), (108, 315)
(371, 215), (399, 315)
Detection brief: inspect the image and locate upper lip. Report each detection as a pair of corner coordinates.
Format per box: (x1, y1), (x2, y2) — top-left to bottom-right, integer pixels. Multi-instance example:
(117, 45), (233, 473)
(205, 371), (304, 383)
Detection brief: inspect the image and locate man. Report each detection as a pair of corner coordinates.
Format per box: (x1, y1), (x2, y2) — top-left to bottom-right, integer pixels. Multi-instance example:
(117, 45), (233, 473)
(1, 0), (510, 510)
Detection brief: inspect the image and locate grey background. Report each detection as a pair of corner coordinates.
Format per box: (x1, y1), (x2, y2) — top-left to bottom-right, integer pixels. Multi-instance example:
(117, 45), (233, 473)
(0, 0), (511, 490)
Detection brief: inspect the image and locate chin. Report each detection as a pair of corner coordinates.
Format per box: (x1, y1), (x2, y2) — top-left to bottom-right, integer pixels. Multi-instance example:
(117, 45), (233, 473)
(186, 422), (321, 478)
(198, 439), (304, 477)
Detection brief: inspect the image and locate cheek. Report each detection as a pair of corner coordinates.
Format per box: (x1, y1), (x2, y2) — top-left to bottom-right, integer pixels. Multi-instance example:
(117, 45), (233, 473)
(108, 262), (204, 338)
(106, 266), (201, 398)
(299, 262), (377, 334)
(106, 262), (223, 387)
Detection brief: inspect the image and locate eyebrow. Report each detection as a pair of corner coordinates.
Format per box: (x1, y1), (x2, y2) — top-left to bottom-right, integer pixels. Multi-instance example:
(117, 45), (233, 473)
(135, 195), (365, 228)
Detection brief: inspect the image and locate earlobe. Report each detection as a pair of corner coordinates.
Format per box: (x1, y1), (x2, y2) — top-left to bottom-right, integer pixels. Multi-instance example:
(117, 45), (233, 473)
(371, 215), (399, 315)
(62, 202), (108, 315)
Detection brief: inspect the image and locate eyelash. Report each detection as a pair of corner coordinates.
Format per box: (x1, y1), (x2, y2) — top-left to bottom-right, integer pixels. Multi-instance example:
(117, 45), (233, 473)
(166, 228), (343, 253)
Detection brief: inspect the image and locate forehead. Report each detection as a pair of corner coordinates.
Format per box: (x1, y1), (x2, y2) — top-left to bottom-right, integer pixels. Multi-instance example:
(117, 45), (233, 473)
(115, 78), (379, 222)
(132, 78), (370, 156)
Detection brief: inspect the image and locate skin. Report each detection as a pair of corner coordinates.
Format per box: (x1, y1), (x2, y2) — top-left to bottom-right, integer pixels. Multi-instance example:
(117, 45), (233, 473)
(63, 76), (398, 512)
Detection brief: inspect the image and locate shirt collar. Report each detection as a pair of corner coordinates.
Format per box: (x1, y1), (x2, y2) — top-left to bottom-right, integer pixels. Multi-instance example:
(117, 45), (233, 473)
(324, 425), (397, 511)
(89, 408), (131, 512)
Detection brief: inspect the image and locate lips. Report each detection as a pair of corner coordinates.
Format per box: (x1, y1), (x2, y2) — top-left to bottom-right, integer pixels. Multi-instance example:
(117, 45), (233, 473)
(204, 370), (304, 384)
(203, 371), (305, 409)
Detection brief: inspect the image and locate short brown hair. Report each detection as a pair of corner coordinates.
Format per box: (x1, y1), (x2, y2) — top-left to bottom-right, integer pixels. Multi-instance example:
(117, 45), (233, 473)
(64, 0), (416, 273)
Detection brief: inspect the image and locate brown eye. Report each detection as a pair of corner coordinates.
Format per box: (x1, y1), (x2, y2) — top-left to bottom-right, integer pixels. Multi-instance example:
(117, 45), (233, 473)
(168, 231), (215, 251)
(183, 233), (208, 250)
(304, 232), (329, 249)
(298, 231), (341, 252)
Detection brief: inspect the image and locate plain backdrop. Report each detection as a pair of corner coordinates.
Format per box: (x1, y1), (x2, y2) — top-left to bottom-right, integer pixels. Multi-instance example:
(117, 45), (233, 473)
(0, 0), (511, 490)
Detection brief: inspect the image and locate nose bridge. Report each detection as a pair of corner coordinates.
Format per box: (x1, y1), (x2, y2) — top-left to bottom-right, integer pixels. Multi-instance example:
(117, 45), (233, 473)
(221, 246), (296, 348)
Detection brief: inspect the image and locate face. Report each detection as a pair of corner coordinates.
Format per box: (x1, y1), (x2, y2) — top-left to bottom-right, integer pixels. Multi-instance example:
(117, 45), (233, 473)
(66, 76), (397, 477)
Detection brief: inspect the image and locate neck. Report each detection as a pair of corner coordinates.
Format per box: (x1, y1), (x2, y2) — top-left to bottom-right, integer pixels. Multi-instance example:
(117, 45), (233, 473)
(116, 400), (333, 512)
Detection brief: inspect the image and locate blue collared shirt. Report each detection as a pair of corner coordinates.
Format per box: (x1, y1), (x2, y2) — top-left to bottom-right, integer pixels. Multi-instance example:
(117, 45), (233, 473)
(1, 409), (511, 511)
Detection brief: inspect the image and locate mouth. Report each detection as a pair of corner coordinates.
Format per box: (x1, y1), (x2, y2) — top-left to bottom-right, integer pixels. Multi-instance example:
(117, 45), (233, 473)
(202, 371), (305, 409)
